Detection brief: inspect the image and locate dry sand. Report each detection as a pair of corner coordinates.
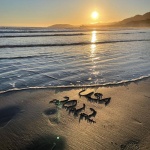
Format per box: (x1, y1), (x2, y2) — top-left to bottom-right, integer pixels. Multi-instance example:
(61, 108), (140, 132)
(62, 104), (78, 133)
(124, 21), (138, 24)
(0, 78), (150, 150)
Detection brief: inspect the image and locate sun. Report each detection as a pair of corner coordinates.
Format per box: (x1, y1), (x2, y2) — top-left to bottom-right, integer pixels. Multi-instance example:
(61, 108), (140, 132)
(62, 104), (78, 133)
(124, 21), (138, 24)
(91, 11), (99, 20)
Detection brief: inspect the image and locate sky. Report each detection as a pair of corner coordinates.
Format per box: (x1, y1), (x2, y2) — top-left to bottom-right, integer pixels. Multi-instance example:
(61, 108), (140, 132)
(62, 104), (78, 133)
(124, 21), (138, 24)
(0, 0), (150, 27)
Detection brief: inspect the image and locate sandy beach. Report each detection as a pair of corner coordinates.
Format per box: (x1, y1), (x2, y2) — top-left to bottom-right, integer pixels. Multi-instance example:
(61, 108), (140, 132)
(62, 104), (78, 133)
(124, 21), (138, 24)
(0, 1), (150, 149)
(0, 78), (149, 150)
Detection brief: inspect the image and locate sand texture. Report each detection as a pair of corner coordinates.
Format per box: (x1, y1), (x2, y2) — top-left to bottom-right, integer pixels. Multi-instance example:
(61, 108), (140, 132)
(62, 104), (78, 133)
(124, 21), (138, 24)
(0, 79), (150, 150)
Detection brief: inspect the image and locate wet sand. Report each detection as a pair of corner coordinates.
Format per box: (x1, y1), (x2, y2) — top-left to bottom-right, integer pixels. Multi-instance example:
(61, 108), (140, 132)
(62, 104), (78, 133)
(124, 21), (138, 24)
(0, 78), (150, 150)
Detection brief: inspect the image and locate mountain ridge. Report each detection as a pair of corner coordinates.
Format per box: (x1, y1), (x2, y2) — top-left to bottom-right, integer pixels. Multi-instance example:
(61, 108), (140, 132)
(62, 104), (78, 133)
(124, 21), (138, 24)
(118, 12), (150, 26)
(48, 24), (74, 29)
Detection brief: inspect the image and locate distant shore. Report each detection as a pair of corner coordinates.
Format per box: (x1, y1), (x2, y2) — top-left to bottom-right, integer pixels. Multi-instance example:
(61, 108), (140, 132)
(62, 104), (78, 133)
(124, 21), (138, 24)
(0, 78), (150, 150)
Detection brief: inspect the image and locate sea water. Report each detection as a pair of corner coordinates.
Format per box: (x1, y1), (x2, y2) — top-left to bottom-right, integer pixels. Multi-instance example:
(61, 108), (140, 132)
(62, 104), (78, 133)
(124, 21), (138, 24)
(0, 28), (150, 93)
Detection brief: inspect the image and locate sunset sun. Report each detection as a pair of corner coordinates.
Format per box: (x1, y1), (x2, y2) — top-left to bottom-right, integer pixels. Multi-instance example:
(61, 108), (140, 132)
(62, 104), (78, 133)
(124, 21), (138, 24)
(91, 11), (99, 20)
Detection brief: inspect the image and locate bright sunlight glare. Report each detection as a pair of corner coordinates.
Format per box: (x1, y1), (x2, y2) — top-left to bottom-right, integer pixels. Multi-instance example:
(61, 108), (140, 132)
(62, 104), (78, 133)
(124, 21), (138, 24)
(91, 11), (99, 20)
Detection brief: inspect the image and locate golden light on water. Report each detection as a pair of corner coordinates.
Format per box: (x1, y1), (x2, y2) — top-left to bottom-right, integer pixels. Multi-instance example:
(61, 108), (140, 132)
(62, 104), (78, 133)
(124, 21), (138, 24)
(91, 31), (97, 43)
(90, 31), (98, 80)
(91, 31), (97, 56)
(91, 44), (96, 50)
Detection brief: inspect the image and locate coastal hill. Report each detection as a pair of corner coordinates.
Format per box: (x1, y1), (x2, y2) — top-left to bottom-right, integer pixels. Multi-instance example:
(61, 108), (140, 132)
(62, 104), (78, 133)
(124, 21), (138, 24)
(48, 24), (74, 29)
(116, 12), (150, 27)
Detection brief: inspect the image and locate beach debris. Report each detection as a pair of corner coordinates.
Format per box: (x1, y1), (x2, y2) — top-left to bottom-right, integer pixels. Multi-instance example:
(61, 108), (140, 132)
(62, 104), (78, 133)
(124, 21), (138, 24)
(79, 108), (97, 124)
(89, 108), (97, 118)
(48, 90), (111, 124)
(79, 90), (111, 106)
(51, 142), (56, 150)
(63, 100), (77, 109)
(79, 89), (94, 98)
(74, 103), (86, 117)
(94, 92), (103, 100)
(79, 112), (96, 124)
(49, 96), (69, 107)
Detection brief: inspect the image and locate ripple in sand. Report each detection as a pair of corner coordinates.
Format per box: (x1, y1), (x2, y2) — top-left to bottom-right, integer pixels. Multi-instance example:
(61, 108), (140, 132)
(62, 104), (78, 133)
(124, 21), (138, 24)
(0, 105), (21, 128)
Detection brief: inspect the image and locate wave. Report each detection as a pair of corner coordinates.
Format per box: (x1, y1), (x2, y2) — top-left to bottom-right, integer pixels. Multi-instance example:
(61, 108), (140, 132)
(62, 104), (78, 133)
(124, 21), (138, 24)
(0, 29), (118, 33)
(0, 30), (94, 33)
(0, 39), (149, 48)
(0, 33), (85, 38)
(0, 28), (147, 34)
(0, 75), (150, 94)
(0, 31), (147, 38)
(0, 55), (47, 60)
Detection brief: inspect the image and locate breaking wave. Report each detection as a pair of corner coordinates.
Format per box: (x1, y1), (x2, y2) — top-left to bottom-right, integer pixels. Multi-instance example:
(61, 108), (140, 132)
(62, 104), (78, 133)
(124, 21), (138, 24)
(0, 39), (149, 48)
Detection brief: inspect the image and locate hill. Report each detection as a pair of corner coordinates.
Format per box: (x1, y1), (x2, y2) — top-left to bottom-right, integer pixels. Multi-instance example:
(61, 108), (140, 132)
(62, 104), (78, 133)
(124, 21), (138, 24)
(116, 12), (150, 27)
(48, 24), (74, 29)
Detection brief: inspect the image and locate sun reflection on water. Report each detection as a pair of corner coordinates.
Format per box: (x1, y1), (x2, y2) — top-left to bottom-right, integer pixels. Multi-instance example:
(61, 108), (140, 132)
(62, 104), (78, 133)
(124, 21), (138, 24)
(90, 31), (99, 83)
(91, 31), (97, 57)
(91, 31), (97, 43)
(91, 44), (96, 57)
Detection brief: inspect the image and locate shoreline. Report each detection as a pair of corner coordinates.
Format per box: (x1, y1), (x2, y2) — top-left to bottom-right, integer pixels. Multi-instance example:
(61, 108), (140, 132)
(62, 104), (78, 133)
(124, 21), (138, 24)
(0, 78), (150, 149)
(1, 76), (150, 95)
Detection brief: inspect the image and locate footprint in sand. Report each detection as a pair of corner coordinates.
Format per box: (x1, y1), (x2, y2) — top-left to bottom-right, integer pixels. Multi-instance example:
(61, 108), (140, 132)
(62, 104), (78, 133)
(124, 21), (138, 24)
(49, 117), (60, 124)
(0, 105), (21, 128)
(132, 118), (142, 124)
(44, 108), (57, 116)
(120, 139), (140, 150)
(43, 108), (59, 125)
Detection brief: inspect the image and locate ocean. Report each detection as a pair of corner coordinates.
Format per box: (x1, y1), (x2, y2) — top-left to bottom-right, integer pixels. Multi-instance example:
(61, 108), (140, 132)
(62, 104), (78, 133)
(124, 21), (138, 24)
(0, 28), (150, 93)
